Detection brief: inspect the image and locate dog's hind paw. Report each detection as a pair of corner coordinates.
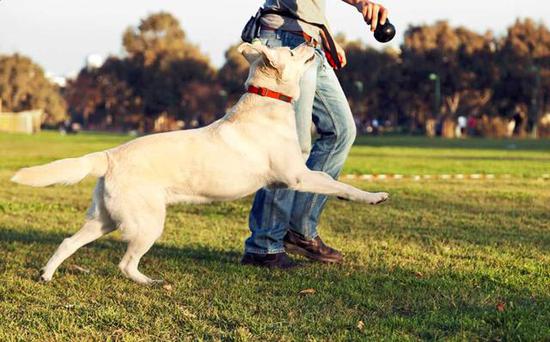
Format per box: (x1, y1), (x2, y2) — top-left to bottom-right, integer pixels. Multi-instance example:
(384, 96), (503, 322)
(150, 279), (165, 286)
(126, 272), (163, 286)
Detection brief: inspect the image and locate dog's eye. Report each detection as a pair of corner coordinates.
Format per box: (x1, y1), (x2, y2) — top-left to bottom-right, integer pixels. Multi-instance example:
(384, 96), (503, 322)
(290, 51), (295, 57)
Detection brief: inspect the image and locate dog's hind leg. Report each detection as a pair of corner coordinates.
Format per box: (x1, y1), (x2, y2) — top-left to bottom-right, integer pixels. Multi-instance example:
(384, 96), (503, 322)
(40, 179), (116, 282)
(118, 215), (165, 285)
(116, 196), (166, 285)
(40, 218), (115, 281)
(289, 170), (389, 204)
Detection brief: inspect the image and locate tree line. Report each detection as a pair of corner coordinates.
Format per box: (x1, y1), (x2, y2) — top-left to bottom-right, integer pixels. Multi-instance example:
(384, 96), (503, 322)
(0, 12), (549, 136)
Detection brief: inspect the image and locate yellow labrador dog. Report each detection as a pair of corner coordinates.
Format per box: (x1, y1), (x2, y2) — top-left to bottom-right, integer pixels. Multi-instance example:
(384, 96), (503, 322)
(12, 42), (388, 284)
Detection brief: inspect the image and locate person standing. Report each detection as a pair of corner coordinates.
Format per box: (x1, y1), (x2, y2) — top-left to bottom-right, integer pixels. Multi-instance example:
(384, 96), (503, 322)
(241, 0), (389, 268)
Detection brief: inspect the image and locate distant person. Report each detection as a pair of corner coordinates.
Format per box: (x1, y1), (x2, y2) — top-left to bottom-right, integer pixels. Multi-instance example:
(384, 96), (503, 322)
(457, 115), (467, 137)
(467, 115), (477, 136)
(59, 120), (80, 135)
(241, 0), (390, 268)
(506, 118), (516, 138)
(512, 111), (524, 136)
(372, 118), (380, 135)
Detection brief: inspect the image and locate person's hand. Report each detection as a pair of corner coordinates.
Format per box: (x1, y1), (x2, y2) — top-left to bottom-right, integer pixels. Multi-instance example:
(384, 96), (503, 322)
(361, 2), (389, 32)
(335, 42), (347, 68)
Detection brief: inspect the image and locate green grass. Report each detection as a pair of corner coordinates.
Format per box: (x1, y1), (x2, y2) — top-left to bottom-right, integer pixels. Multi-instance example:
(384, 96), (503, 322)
(348, 136), (550, 178)
(0, 132), (549, 341)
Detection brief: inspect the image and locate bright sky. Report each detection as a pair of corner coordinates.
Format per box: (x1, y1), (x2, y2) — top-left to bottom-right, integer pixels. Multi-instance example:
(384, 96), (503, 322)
(1, 0), (548, 77)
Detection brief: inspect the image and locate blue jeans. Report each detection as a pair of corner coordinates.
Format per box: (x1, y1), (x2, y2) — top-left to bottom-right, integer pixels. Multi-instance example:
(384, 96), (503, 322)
(244, 29), (357, 254)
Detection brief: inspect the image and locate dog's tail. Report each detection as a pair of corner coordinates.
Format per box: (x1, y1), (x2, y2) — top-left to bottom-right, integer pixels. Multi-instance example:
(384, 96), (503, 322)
(11, 152), (108, 187)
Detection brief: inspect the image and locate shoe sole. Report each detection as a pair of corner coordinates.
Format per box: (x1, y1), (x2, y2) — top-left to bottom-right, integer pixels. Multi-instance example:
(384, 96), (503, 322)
(241, 259), (299, 269)
(284, 243), (342, 264)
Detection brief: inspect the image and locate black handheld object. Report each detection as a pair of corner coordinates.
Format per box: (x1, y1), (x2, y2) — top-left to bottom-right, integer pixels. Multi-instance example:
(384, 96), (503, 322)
(374, 19), (396, 43)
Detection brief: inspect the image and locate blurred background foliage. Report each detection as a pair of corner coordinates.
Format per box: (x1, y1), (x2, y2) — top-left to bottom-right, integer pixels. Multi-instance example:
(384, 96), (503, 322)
(0, 12), (549, 136)
(0, 54), (67, 125)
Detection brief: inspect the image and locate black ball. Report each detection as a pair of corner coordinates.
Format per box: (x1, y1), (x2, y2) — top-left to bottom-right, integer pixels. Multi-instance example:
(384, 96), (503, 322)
(374, 19), (396, 43)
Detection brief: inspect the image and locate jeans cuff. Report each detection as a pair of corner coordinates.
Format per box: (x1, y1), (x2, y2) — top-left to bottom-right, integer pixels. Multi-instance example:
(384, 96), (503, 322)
(244, 247), (285, 255)
(290, 228), (318, 241)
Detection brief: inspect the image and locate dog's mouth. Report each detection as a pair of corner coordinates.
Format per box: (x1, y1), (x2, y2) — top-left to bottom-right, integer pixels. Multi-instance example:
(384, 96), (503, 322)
(305, 53), (316, 64)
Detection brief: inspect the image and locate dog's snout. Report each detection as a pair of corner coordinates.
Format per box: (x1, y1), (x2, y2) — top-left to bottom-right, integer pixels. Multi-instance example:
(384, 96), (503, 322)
(305, 52), (316, 64)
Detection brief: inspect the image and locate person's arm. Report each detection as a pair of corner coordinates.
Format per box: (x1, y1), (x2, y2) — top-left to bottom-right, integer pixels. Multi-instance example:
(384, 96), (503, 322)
(331, 1), (389, 68)
(341, 0), (389, 31)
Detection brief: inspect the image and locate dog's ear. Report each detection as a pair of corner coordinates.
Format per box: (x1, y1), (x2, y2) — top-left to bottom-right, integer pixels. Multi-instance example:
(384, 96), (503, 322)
(238, 42), (280, 69)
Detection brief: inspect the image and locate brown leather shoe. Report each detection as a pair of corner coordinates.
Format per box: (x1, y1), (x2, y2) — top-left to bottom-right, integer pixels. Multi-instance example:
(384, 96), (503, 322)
(284, 230), (343, 263)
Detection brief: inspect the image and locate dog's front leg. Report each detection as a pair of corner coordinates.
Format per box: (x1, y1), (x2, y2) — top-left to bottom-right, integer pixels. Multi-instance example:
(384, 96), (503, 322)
(289, 170), (389, 204)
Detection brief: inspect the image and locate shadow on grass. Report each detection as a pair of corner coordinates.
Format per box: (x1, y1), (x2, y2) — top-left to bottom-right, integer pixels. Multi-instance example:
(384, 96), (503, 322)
(1, 225), (548, 339)
(0, 226), (242, 266)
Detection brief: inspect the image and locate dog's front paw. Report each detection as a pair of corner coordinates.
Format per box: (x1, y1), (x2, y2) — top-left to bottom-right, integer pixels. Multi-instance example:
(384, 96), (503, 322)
(38, 266), (56, 282)
(367, 192), (389, 205)
(39, 272), (52, 283)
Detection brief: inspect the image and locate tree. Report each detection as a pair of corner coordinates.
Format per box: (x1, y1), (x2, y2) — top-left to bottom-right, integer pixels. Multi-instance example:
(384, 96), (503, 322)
(65, 57), (140, 128)
(122, 12), (216, 122)
(0, 54), (67, 124)
(494, 19), (550, 132)
(122, 12), (208, 66)
(401, 21), (496, 121)
(337, 37), (403, 127)
(218, 43), (249, 104)
(62, 11), (550, 137)
(66, 12), (219, 131)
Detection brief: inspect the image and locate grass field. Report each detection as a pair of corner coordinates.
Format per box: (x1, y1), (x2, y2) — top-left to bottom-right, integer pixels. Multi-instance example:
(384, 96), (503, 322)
(0, 132), (549, 341)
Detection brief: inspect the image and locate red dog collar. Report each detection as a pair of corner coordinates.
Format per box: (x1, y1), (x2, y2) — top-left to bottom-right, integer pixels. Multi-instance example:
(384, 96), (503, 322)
(247, 85), (293, 103)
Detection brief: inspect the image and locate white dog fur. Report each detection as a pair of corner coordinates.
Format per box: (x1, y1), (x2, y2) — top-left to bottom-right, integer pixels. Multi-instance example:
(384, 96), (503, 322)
(11, 42), (389, 284)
